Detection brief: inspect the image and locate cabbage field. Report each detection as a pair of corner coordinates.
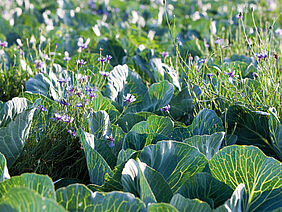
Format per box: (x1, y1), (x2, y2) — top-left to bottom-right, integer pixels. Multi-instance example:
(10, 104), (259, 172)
(0, 0), (281, 211)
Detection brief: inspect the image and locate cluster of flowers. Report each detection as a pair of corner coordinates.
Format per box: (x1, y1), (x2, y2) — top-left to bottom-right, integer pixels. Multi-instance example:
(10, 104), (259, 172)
(0, 41), (8, 48)
(52, 113), (74, 123)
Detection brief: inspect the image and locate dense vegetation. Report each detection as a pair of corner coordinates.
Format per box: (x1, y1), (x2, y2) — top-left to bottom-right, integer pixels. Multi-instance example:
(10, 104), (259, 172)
(0, 0), (281, 211)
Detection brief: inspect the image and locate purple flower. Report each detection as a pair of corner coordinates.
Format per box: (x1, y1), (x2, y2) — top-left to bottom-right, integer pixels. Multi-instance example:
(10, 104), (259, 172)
(77, 75), (88, 83)
(224, 71), (239, 83)
(76, 59), (87, 65)
(257, 52), (267, 60)
(160, 105), (170, 113)
(58, 78), (68, 84)
(253, 72), (259, 78)
(199, 59), (206, 64)
(106, 55), (112, 61)
(66, 85), (74, 93)
(87, 86), (97, 93)
(77, 38), (90, 49)
(52, 113), (63, 121)
(60, 99), (71, 106)
(89, 92), (97, 99)
(215, 38), (223, 46)
(106, 135), (115, 148)
(37, 105), (47, 112)
(235, 13), (242, 19)
(99, 71), (110, 77)
(275, 28), (282, 37)
(0, 41), (8, 48)
(62, 115), (74, 123)
(68, 130), (76, 137)
(161, 51), (169, 58)
(34, 60), (43, 69)
(123, 93), (136, 104)
(63, 56), (71, 61)
(207, 73), (213, 79)
(75, 103), (83, 108)
(98, 57), (107, 64)
(205, 43), (210, 48)
(115, 8), (120, 13)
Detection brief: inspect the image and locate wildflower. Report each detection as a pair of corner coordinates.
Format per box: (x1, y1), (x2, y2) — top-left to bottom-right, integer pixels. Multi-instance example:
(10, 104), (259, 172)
(89, 92), (97, 99)
(199, 58), (206, 64)
(235, 12), (242, 19)
(0, 41), (8, 48)
(52, 113), (63, 121)
(205, 43), (210, 48)
(60, 99), (71, 106)
(161, 51), (169, 58)
(62, 115), (74, 123)
(77, 38), (90, 49)
(76, 59), (87, 65)
(98, 57), (107, 64)
(215, 38), (223, 46)
(58, 78), (68, 84)
(77, 74), (88, 83)
(75, 103), (83, 108)
(63, 51), (71, 62)
(224, 70), (239, 83)
(253, 72), (259, 78)
(99, 71), (110, 77)
(123, 93), (136, 104)
(207, 73), (213, 79)
(87, 86), (97, 93)
(34, 60), (43, 69)
(275, 28), (282, 37)
(37, 105), (47, 112)
(257, 52), (267, 60)
(106, 55), (112, 61)
(160, 105), (170, 113)
(68, 130), (77, 137)
(106, 135), (115, 148)
(66, 85), (74, 93)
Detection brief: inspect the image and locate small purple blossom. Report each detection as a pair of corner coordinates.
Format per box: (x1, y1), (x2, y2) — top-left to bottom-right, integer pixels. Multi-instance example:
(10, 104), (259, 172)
(60, 99), (71, 106)
(62, 115), (74, 123)
(58, 78), (68, 84)
(215, 38), (223, 46)
(205, 43), (210, 48)
(0, 41), (8, 48)
(224, 70), (239, 83)
(160, 105), (170, 113)
(98, 57), (107, 64)
(43, 54), (50, 60)
(161, 51), (169, 58)
(76, 59), (87, 65)
(235, 13), (242, 19)
(88, 92), (97, 98)
(99, 71), (110, 77)
(34, 60), (43, 69)
(87, 86), (97, 93)
(63, 56), (71, 61)
(106, 135), (115, 148)
(66, 85), (74, 93)
(207, 73), (213, 79)
(257, 52), (268, 60)
(68, 130), (76, 137)
(75, 103), (83, 108)
(52, 113), (63, 121)
(37, 105), (47, 112)
(123, 93), (136, 104)
(106, 55), (112, 61)
(275, 28), (282, 37)
(199, 58), (206, 64)
(77, 38), (90, 49)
